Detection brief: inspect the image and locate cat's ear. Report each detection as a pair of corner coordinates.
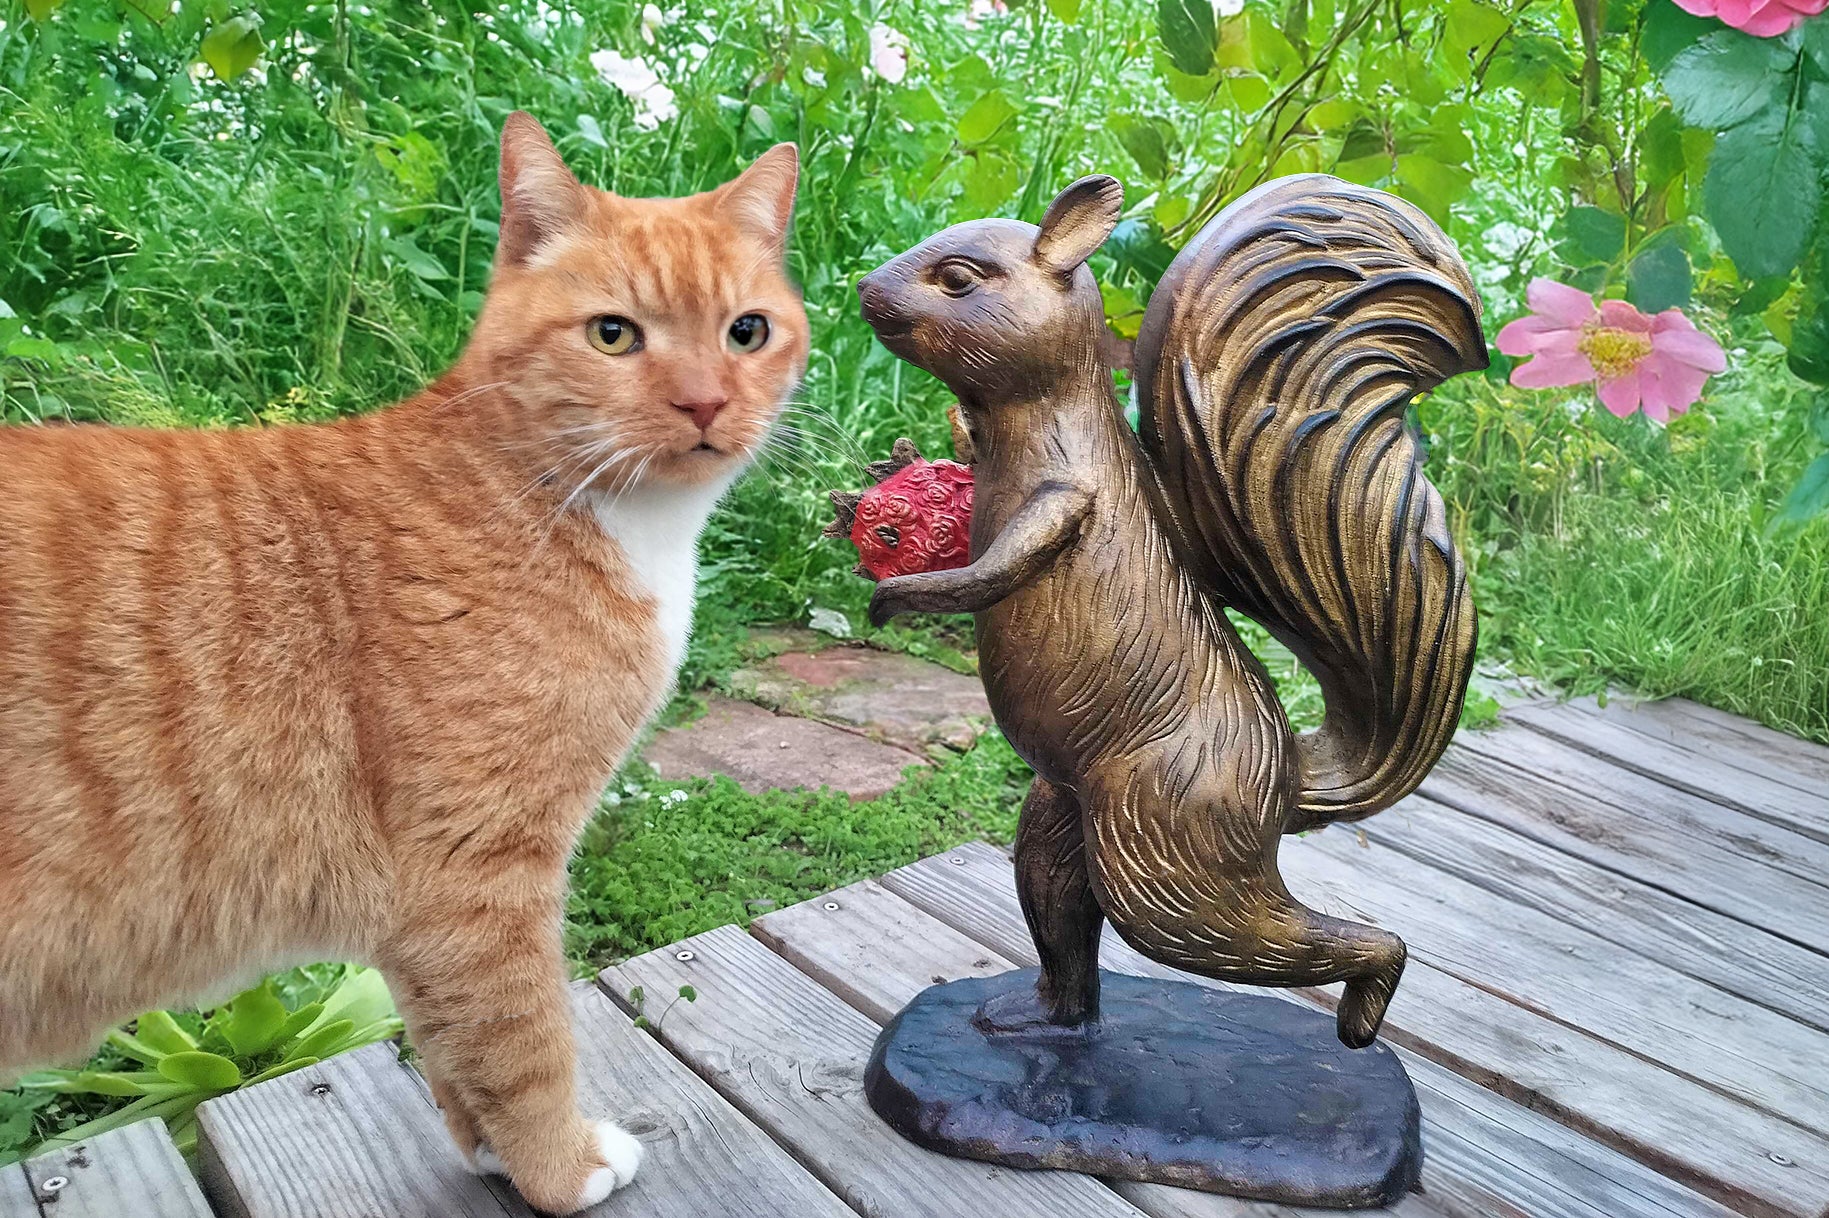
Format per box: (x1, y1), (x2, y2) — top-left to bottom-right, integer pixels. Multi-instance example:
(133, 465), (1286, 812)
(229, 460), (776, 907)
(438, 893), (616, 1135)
(718, 143), (799, 251)
(497, 111), (588, 266)
(1033, 175), (1123, 276)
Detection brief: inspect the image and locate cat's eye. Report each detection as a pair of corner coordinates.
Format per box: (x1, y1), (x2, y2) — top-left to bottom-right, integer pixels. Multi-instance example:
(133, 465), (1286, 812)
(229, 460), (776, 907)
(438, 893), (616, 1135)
(935, 260), (980, 296)
(588, 315), (642, 355)
(728, 313), (770, 353)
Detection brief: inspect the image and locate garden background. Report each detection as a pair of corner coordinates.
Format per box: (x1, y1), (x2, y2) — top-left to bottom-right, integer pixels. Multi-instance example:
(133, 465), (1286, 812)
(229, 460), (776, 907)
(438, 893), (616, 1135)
(2, 0), (1826, 1164)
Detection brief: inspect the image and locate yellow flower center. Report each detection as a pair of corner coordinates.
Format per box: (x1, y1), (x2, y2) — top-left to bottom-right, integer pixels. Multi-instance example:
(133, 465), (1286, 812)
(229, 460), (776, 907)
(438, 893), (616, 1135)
(1577, 324), (1652, 381)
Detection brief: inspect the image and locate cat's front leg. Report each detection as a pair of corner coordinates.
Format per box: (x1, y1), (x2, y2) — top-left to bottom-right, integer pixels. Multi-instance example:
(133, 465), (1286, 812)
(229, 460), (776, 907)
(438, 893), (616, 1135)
(380, 879), (642, 1215)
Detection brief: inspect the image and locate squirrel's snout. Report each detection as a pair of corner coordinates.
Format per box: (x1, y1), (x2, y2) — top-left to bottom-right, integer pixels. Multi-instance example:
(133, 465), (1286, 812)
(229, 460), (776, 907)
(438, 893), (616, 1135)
(856, 270), (908, 338)
(856, 271), (887, 317)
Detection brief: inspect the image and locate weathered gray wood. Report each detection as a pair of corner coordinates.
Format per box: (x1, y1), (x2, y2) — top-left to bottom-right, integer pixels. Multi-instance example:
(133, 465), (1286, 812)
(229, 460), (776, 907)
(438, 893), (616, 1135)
(200, 992), (850, 1218)
(198, 1041), (526, 1218)
(1625, 697), (1829, 792)
(1409, 1065), (1748, 1218)
(14, 1120), (213, 1218)
(15, 1121), (212, 1218)
(563, 983), (857, 1218)
(1363, 792), (1829, 1035)
(0, 1162), (40, 1217)
(1548, 693), (1829, 796)
(1277, 823), (1829, 1136)
(600, 923), (1148, 1218)
(748, 876), (1010, 1022)
(879, 842), (1796, 1218)
(1511, 699), (1829, 845)
(1426, 731), (1829, 954)
(1459, 723), (1829, 891)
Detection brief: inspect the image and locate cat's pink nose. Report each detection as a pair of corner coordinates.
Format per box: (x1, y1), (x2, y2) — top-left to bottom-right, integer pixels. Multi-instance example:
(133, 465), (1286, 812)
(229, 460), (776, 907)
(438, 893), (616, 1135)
(674, 396), (729, 432)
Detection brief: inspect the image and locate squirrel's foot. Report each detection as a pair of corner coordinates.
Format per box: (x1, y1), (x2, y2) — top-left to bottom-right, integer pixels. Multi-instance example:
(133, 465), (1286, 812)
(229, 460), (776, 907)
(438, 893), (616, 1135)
(1336, 971), (1402, 1048)
(972, 987), (1096, 1039)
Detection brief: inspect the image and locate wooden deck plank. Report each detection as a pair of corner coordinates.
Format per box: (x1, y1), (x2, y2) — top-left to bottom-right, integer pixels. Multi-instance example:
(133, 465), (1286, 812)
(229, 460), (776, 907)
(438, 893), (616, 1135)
(1509, 700), (1829, 845)
(1454, 723), (1829, 892)
(1583, 696), (1829, 795)
(197, 1041), (525, 1218)
(201, 987), (855, 1218)
(600, 923), (1149, 1218)
(0, 1162), (41, 1217)
(878, 842), (1797, 1218)
(563, 983), (857, 1218)
(1646, 698), (1829, 782)
(1278, 824), (1829, 1136)
(749, 877), (1015, 1026)
(1363, 793), (1829, 1035)
(15, 1121), (213, 1218)
(1425, 732), (1829, 954)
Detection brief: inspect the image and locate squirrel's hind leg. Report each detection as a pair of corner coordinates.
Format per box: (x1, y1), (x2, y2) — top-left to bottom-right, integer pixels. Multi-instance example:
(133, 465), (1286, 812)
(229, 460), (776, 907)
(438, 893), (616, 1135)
(981, 778), (1105, 1031)
(1082, 782), (1407, 1047)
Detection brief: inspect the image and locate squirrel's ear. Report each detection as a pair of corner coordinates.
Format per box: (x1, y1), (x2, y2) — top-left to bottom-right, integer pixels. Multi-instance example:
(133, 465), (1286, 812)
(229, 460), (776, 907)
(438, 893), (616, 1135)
(1034, 175), (1123, 276)
(497, 112), (588, 266)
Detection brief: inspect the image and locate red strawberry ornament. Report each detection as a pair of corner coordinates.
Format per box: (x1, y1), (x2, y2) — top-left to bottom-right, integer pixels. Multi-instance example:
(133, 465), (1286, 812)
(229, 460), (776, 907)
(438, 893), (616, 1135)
(825, 438), (974, 580)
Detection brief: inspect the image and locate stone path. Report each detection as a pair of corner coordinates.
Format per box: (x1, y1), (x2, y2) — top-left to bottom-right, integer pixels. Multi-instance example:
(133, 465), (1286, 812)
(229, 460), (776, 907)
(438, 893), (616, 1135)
(642, 628), (991, 798)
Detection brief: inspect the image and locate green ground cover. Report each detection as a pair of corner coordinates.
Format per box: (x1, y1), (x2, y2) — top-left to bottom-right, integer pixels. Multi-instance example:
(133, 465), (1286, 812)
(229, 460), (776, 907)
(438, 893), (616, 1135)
(2, 0), (1826, 1164)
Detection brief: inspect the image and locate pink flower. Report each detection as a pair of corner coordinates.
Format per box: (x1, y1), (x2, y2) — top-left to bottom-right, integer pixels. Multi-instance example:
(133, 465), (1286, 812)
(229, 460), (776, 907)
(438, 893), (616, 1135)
(961, 0), (1010, 30)
(1670, 0), (1826, 36)
(867, 24), (909, 84)
(1496, 278), (1727, 423)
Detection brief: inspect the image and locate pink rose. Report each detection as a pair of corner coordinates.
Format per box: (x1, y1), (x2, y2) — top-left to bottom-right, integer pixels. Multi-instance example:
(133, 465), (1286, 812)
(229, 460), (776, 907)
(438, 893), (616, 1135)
(1670, 0), (1826, 36)
(1496, 278), (1727, 423)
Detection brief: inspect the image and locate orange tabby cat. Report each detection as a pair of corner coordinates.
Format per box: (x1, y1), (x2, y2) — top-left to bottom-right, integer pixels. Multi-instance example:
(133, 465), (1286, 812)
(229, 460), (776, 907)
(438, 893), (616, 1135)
(0, 113), (806, 1213)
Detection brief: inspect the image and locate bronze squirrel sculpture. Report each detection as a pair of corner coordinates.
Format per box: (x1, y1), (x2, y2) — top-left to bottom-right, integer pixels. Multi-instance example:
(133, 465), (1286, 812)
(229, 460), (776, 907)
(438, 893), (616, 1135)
(840, 174), (1486, 1048)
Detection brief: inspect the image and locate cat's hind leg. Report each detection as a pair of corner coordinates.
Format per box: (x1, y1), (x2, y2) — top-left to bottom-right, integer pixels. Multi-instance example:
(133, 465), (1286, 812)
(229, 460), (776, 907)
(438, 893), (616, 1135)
(380, 878), (642, 1215)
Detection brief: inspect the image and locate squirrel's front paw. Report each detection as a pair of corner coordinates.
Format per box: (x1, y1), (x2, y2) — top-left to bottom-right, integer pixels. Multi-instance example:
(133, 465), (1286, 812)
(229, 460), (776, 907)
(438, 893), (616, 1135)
(868, 578), (914, 627)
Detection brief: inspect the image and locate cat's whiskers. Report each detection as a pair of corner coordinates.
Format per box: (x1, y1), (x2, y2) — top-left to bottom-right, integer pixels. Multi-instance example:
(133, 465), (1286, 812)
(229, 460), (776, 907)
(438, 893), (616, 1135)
(512, 444), (653, 572)
(500, 422), (627, 452)
(773, 409), (867, 471)
(424, 380), (512, 417)
(487, 431), (633, 526)
(763, 417), (857, 473)
(752, 427), (848, 492)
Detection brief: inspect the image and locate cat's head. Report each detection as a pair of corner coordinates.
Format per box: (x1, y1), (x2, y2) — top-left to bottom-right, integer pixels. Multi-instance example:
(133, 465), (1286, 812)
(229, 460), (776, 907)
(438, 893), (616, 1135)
(856, 176), (1121, 407)
(464, 112), (806, 491)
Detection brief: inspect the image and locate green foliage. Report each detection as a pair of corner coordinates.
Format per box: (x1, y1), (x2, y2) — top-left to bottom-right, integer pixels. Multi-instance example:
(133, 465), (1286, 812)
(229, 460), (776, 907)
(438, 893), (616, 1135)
(1423, 347), (1828, 743)
(0, 967), (402, 1166)
(564, 734), (1034, 968)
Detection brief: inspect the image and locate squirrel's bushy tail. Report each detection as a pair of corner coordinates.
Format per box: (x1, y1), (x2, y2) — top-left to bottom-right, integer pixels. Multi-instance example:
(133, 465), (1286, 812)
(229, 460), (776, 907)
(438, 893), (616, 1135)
(1133, 175), (1487, 832)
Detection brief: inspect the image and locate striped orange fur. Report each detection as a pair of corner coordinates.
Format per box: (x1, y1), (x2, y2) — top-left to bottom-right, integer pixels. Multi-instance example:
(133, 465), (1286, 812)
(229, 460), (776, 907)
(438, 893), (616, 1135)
(0, 113), (806, 1213)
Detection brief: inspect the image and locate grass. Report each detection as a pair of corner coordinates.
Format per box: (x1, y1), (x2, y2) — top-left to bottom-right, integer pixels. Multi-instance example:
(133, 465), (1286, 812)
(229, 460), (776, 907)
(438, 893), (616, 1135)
(564, 738), (1032, 970)
(1425, 346), (1829, 744)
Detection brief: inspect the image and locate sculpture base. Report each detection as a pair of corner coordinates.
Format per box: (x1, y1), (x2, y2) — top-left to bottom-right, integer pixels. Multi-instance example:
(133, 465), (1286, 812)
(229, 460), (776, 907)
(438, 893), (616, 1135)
(864, 968), (1422, 1209)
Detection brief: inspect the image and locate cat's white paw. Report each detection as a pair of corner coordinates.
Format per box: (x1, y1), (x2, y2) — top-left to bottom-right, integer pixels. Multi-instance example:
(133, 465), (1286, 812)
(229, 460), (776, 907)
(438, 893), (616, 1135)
(468, 1143), (505, 1176)
(460, 1122), (641, 1212)
(573, 1120), (644, 1208)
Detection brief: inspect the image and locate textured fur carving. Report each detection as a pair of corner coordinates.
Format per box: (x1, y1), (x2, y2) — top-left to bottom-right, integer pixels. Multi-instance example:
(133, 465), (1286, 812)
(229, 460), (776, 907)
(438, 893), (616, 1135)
(856, 174), (1482, 1048)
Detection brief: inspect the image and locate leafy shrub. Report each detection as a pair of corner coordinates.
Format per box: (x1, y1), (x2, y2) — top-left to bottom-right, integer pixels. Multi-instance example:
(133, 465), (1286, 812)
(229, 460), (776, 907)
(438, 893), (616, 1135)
(0, 966), (403, 1165)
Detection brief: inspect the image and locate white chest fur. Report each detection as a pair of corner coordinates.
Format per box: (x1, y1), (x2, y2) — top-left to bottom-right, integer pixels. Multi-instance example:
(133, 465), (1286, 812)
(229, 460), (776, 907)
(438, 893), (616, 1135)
(589, 475), (734, 685)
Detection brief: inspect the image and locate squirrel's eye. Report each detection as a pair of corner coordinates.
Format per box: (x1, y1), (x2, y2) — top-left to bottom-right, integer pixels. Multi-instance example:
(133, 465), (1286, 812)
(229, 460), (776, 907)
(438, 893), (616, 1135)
(936, 262), (979, 296)
(588, 316), (642, 355)
(728, 313), (770, 353)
